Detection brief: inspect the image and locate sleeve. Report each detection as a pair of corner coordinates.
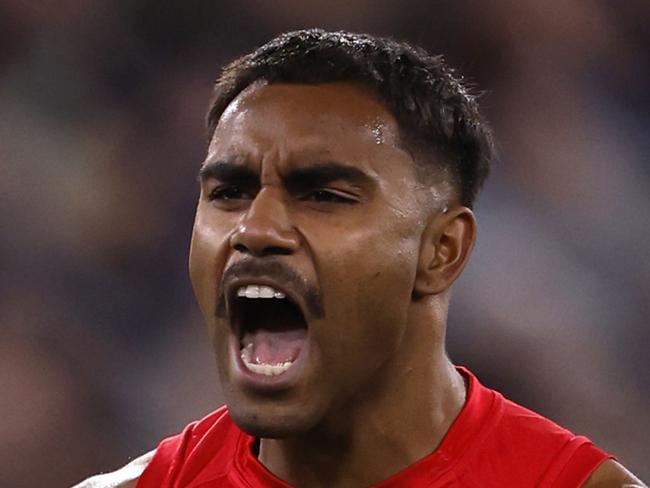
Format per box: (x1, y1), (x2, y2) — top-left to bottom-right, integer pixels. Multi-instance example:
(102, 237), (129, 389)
(538, 435), (614, 488)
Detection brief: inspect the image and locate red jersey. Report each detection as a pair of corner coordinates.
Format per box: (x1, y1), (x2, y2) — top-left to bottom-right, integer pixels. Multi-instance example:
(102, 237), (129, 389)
(137, 367), (611, 487)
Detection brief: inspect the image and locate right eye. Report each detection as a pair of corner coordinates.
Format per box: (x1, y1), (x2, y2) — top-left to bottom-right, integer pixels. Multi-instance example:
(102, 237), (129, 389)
(206, 186), (255, 210)
(208, 186), (251, 201)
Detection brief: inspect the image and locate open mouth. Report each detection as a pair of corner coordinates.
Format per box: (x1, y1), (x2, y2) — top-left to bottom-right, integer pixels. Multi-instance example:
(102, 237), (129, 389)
(231, 284), (309, 377)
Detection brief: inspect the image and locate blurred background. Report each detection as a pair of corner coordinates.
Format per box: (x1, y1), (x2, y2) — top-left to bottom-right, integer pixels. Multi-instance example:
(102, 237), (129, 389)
(1, 1), (648, 486)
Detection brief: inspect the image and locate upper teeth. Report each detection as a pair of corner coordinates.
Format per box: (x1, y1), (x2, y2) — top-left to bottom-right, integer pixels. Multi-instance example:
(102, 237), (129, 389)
(237, 284), (286, 299)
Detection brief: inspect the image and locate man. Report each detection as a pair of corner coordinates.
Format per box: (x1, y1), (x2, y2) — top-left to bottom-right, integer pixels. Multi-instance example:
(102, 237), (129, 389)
(75, 29), (645, 487)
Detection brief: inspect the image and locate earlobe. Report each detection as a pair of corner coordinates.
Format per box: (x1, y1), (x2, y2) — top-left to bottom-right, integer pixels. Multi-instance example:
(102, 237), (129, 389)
(413, 207), (477, 297)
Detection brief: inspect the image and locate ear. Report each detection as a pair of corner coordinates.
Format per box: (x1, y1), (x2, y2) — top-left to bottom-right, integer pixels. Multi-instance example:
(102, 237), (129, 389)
(413, 206), (477, 297)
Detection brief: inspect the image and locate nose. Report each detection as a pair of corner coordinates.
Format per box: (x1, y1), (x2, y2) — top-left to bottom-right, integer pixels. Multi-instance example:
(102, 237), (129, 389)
(230, 188), (299, 257)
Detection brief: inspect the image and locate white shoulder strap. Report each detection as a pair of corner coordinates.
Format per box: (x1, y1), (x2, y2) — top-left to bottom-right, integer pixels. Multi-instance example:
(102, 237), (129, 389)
(71, 449), (156, 488)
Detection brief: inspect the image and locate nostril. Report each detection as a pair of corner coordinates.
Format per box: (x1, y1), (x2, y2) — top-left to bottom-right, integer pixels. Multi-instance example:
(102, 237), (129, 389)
(233, 243), (292, 256)
(262, 246), (293, 256)
(232, 242), (292, 256)
(233, 243), (248, 253)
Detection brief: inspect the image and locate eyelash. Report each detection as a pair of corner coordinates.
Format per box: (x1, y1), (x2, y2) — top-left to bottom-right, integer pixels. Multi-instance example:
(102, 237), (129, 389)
(301, 189), (357, 204)
(207, 186), (251, 201)
(206, 186), (358, 205)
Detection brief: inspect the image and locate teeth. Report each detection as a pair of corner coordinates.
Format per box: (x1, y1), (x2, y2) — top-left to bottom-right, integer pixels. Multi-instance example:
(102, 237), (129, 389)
(259, 286), (275, 298)
(237, 284), (286, 299)
(244, 361), (294, 376)
(244, 285), (260, 298)
(240, 345), (294, 376)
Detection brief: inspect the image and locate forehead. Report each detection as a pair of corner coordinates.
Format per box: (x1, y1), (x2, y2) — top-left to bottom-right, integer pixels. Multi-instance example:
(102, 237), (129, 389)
(207, 82), (409, 169)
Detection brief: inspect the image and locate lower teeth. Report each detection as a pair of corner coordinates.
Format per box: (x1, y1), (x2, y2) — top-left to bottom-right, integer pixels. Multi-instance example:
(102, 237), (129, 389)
(242, 359), (294, 376)
(240, 345), (294, 376)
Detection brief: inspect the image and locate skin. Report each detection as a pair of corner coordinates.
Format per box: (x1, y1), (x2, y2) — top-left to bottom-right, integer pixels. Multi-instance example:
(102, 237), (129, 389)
(582, 460), (646, 487)
(76, 81), (645, 488)
(189, 81), (470, 486)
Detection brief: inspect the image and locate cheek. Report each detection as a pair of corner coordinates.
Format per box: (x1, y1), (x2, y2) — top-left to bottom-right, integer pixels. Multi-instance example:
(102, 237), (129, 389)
(314, 219), (421, 364)
(319, 213), (420, 303)
(189, 207), (233, 322)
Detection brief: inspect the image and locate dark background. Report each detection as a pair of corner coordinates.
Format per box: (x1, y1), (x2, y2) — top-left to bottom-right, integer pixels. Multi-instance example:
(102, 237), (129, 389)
(1, 1), (648, 486)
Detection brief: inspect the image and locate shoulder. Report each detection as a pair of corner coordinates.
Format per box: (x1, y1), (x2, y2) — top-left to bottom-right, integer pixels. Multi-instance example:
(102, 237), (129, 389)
(487, 388), (591, 457)
(458, 371), (612, 486)
(154, 405), (236, 463)
(71, 449), (155, 488)
(489, 395), (643, 487)
(72, 407), (240, 488)
(581, 459), (647, 487)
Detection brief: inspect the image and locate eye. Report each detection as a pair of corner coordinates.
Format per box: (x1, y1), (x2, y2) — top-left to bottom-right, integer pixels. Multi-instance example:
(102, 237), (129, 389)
(208, 186), (251, 201)
(302, 189), (357, 204)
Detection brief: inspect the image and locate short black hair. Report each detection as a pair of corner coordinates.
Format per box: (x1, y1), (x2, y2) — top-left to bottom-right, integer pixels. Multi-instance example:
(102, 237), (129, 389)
(206, 29), (494, 208)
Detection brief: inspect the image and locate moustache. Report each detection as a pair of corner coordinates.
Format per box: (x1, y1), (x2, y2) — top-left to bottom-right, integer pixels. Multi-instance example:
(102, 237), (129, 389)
(215, 258), (325, 319)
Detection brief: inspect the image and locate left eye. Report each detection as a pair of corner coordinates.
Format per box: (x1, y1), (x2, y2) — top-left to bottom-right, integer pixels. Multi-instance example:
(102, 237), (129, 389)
(303, 190), (356, 204)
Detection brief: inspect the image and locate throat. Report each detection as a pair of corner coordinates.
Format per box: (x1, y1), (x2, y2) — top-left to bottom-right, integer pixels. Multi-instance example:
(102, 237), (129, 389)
(255, 362), (468, 487)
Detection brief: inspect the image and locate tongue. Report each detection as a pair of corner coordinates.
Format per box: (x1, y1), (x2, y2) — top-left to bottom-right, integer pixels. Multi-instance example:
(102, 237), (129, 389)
(241, 328), (307, 365)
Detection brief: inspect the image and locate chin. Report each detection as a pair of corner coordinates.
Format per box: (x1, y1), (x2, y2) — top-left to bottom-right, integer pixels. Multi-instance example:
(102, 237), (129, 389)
(228, 401), (321, 439)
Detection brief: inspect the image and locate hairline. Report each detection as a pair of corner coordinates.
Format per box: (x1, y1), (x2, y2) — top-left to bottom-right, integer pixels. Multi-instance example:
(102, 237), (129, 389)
(204, 30), (493, 208)
(207, 78), (459, 205)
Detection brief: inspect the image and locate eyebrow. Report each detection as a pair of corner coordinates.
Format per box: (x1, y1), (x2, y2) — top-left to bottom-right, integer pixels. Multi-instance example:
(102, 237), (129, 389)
(198, 159), (374, 191)
(284, 162), (374, 191)
(198, 159), (258, 188)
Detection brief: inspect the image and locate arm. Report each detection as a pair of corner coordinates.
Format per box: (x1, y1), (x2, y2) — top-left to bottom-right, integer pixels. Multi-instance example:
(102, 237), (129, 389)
(71, 449), (155, 488)
(582, 459), (647, 488)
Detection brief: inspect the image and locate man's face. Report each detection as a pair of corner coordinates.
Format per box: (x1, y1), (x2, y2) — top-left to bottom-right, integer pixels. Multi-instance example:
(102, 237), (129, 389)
(189, 81), (429, 437)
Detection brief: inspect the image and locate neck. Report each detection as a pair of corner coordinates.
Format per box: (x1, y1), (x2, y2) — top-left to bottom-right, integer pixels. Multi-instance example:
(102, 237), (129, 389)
(258, 298), (466, 488)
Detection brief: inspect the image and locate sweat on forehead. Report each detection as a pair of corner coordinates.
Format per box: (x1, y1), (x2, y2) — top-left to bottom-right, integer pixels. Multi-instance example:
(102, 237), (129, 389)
(206, 29), (493, 207)
(211, 82), (399, 147)
(203, 81), (454, 211)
